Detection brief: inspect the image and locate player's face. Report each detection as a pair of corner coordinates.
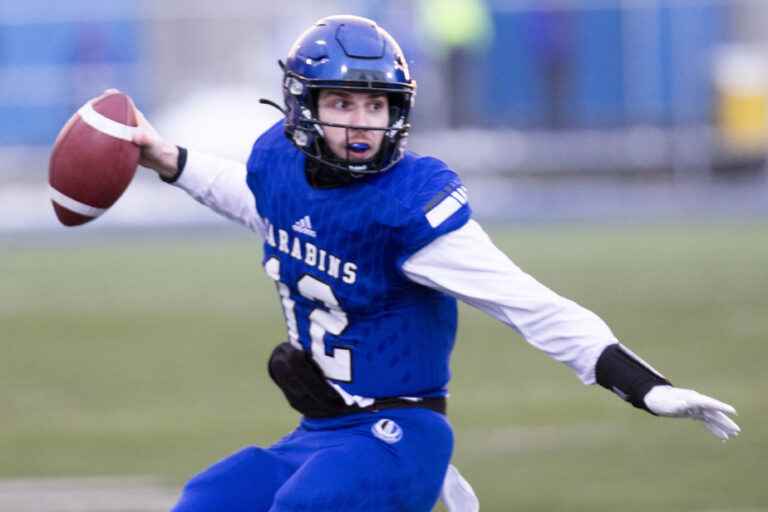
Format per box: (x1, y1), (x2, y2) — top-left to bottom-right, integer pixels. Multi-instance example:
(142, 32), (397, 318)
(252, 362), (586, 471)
(317, 90), (389, 162)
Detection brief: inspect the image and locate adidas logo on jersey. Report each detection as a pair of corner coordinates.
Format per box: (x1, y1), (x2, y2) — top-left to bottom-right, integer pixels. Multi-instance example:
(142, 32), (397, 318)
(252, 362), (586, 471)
(292, 215), (317, 237)
(264, 217), (358, 285)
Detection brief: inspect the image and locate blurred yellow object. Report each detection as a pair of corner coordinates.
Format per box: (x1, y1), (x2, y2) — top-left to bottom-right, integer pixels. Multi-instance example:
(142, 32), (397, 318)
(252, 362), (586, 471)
(420, 0), (492, 51)
(718, 91), (767, 152)
(714, 45), (768, 154)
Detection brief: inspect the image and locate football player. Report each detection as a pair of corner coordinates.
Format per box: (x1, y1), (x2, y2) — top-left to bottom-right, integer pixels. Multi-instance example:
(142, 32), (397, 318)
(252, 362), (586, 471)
(131, 15), (740, 512)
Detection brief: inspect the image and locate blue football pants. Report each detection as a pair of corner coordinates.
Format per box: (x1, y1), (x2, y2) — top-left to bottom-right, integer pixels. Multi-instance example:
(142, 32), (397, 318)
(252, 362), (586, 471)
(171, 407), (453, 512)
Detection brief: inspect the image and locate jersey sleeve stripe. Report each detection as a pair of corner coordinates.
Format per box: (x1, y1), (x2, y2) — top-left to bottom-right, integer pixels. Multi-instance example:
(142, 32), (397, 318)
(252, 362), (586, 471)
(450, 190), (468, 203)
(425, 194), (465, 228)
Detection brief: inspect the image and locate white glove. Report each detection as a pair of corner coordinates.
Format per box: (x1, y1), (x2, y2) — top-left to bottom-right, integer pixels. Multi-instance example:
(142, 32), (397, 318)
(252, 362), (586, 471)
(440, 464), (479, 512)
(644, 385), (741, 441)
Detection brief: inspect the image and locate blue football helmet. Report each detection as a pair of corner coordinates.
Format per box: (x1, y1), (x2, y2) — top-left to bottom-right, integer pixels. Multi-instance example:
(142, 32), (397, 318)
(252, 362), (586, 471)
(276, 15), (416, 175)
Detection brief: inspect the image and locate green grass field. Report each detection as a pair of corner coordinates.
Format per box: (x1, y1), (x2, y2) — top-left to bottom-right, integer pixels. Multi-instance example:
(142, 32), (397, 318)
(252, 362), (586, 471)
(2, 223), (767, 511)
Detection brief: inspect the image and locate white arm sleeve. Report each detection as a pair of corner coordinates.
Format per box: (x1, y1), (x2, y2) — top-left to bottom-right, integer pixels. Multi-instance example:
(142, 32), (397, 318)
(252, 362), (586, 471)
(402, 219), (618, 384)
(171, 150), (265, 237)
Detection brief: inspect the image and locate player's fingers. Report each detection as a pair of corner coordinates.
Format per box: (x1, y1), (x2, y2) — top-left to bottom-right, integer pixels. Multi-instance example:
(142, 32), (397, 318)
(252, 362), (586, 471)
(129, 108), (158, 148)
(703, 410), (741, 435)
(687, 392), (737, 416)
(701, 412), (740, 441)
(132, 105), (149, 129)
(703, 421), (730, 441)
(132, 126), (152, 146)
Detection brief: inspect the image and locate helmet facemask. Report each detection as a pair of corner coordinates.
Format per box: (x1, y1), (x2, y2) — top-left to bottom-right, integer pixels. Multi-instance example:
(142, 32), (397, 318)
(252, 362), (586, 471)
(284, 72), (414, 175)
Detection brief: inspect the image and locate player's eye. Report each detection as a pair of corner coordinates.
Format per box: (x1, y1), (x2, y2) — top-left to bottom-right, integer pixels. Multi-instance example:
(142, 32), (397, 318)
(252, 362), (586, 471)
(368, 100), (385, 112)
(333, 99), (351, 110)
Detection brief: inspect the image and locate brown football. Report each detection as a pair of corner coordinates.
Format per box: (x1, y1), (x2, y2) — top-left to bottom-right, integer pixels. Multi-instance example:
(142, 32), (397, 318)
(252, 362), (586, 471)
(49, 91), (140, 226)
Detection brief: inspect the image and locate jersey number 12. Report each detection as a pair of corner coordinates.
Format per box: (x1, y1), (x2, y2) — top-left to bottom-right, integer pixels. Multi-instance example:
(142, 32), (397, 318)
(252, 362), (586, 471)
(265, 257), (352, 382)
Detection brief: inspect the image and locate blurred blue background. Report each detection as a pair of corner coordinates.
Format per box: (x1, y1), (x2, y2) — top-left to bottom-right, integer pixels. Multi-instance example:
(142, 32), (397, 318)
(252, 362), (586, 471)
(1, 0), (767, 230)
(0, 1), (732, 140)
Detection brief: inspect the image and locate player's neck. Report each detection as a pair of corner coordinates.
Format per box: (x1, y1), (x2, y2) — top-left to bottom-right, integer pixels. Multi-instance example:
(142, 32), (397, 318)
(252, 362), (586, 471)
(305, 160), (355, 188)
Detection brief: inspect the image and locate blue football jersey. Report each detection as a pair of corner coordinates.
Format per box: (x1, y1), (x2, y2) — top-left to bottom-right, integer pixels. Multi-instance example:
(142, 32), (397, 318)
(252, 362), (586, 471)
(246, 121), (471, 400)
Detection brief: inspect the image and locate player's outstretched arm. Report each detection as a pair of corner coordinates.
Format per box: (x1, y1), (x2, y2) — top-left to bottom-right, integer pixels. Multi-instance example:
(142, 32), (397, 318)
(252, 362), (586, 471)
(402, 219), (740, 441)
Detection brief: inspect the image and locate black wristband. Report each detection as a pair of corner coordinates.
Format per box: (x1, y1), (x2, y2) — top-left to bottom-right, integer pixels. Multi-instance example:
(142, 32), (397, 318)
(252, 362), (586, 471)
(595, 344), (672, 414)
(160, 146), (188, 183)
